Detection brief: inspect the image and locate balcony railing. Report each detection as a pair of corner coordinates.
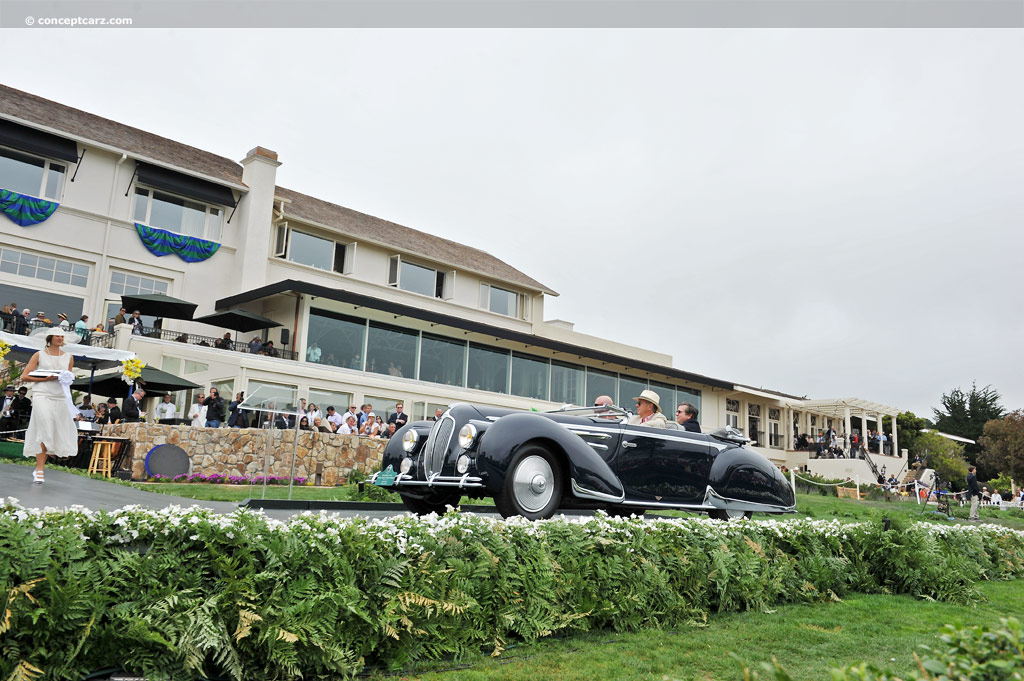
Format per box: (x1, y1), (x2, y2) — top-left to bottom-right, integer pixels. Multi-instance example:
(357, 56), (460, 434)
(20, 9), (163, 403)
(133, 326), (299, 361)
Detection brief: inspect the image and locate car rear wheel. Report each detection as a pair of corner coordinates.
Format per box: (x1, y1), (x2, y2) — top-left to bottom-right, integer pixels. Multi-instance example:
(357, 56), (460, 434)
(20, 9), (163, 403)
(400, 490), (462, 516)
(709, 509), (753, 521)
(495, 445), (563, 520)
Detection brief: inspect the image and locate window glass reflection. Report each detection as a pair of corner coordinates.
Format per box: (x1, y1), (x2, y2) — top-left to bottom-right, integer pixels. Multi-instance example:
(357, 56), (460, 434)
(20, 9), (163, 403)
(511, 352), (548, 400)
(619, 376), (648, 411)
(550, 361), (584, 405)
(400, 260), (437, 297)
(289, 231), (335, 271)
(366, 321), (417, 378)
(468, 344), (509, 393)
(307, 309), (366, 370)
(585, 368), (617, 408)
(419, 333), (465, 387)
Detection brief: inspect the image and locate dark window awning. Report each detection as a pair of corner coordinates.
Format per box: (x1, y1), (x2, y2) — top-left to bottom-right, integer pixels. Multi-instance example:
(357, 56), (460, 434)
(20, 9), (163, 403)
(217, 279), (737, 391)
(0, 118), (78, 163)
(136, 161), (237, 207)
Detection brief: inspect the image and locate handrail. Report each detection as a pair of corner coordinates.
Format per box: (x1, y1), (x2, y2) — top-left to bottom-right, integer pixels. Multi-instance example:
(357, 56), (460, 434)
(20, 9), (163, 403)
(131, 326), (298, 360)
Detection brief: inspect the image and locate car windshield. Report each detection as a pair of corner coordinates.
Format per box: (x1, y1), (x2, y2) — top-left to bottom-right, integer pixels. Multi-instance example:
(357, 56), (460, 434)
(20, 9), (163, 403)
(546, 404), (630, 422)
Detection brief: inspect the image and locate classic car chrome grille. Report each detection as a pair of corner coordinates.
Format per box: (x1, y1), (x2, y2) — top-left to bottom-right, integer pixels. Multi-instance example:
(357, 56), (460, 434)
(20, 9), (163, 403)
(424, 415), (455, 477)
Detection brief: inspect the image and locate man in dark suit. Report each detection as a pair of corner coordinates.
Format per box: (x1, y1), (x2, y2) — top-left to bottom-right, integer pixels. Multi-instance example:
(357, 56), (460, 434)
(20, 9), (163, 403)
(966, 465), (982, 521)
(12, 387), (31, 427)
(122, 389), (145, 422)
(105, 397), (122, 423)
(387, 402), (409, 430)
(0, 386), (18, 439)
(675, 403), (702, 433)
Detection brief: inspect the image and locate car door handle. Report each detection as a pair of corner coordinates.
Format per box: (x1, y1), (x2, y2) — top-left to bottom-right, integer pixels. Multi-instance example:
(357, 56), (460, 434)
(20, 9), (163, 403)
(622, 441), (637, 448)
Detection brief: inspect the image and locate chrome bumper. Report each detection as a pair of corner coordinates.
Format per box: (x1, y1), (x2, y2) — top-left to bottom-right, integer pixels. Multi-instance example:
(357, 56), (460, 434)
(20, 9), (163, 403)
(368, 471), (485, 489)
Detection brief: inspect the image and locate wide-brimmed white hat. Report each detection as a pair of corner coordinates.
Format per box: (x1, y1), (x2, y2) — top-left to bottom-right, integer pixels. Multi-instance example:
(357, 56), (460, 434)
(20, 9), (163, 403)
(31, 327), (81, 344)
(633, 389), (662, 412)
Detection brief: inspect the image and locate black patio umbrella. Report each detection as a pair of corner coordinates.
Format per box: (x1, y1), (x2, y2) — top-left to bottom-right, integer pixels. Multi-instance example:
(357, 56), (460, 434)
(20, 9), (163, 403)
(71, 366), (200, 398)
(121, 293), (198, 320)
(193, 309), (281, 334)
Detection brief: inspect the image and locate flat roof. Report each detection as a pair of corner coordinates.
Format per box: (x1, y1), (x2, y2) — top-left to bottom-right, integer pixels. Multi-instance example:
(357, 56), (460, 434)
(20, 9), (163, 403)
(217, 279), (737, 391)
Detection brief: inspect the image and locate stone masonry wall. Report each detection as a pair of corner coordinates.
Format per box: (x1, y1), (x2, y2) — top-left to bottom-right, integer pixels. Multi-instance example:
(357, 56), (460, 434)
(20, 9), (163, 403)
(102, 423), (386, 485)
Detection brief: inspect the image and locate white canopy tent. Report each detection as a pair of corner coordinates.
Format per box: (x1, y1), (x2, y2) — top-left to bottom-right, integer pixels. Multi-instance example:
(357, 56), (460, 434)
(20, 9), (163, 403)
(1, 330), (135, 370)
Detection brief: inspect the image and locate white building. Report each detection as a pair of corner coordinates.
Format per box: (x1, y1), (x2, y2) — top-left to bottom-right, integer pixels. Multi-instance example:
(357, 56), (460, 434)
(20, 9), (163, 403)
(0, 83), (900, 476)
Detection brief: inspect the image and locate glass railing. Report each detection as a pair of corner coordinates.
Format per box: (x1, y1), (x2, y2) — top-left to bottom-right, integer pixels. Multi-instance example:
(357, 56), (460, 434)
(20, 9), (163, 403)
(133, 326), (298, 361)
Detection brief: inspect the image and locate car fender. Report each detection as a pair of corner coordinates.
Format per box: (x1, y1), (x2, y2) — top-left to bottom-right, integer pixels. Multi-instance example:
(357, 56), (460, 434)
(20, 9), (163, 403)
(708, 445), (796, 509)
(474, 412), (625, 501)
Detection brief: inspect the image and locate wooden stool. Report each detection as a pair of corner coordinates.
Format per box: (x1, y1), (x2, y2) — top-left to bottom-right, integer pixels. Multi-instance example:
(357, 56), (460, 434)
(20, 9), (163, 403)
(88, 440), (116, 477)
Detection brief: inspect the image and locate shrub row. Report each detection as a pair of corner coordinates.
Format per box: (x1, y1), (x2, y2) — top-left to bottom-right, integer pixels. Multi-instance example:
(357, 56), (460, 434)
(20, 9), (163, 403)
(2, 502), (1023, 680)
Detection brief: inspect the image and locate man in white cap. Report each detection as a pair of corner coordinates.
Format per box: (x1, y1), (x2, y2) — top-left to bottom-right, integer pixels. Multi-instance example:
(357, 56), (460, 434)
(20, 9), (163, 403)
(627, 390), (668, 428)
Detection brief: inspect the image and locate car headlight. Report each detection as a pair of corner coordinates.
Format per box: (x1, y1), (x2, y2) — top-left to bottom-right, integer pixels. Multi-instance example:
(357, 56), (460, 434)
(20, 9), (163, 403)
(456, 455), (470, 474)
(399, 457), (413, 474)
(401, 429), (419, 453)
(458, 423), (478, 449)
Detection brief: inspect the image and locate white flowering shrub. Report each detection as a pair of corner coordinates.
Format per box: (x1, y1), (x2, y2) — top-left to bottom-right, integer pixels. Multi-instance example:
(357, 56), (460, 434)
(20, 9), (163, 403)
(1, 500), (1023, 680)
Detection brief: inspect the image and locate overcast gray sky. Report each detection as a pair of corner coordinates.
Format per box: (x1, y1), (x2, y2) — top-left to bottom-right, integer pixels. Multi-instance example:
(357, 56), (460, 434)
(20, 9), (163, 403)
(2, 29), (1021, 418)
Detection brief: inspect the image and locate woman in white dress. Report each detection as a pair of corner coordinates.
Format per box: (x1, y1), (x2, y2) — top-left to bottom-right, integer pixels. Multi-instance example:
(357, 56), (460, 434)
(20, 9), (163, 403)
(22, 328), (78, 483)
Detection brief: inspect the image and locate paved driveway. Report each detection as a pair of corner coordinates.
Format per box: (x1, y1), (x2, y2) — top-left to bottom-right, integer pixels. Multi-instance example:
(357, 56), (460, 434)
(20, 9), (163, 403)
(0, 462), (504, 521)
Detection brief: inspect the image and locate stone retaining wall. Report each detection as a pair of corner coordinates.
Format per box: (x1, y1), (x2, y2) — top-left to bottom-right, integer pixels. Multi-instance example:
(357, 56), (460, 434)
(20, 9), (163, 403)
(102, 423), (386, 485)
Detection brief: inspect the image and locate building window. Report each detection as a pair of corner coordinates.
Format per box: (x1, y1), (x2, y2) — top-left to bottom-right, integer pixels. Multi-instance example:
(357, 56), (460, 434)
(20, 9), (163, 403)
(133, 186), (224, 241)
(550, 360), (584, 406)
(748, 404), (761, 418)
(276, 224), (354, 274)
(388, 255), (453, 299)
(468, 343), (509, 394)
(726, 399), (740, 429)
(619, 376), (648, 410)
(246, 380), (298, 412)
(0, 146), (66, 200)
(308, 388), (352, 415)
(0, 247), (88, 287)
(479, 283), (522, 318)
(510, 352), (549, 400)
(419, 333), (466, 387)
(366, 321), (417, 378)
(307, 309), (366, 370)
(109, 271), (169, 297)
(585, 368), (617, 408)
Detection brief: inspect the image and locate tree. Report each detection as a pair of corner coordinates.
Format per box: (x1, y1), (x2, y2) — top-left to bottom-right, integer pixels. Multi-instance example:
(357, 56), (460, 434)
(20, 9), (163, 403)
(913, 431), (969, 489)
(979, 410), (1024, 483)
(932, 383), (1004, 469)
(882, 411), (927, 455)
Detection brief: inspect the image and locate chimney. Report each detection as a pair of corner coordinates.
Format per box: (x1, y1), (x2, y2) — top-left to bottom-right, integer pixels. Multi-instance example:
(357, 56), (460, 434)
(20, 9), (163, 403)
(236, 147), (281, 292)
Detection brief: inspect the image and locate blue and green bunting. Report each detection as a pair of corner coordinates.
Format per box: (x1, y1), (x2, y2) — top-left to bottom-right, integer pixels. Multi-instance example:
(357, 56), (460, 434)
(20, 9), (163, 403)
(134, 223), (221, 263)
(0, 188), (59, 226)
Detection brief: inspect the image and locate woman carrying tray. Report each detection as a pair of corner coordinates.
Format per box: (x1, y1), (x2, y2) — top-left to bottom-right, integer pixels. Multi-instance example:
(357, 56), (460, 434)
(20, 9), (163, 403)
(21, 327), (78, 483)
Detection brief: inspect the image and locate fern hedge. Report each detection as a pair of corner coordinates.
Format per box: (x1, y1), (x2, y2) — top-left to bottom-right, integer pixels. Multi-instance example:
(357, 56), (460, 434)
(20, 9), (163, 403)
(2, 501), (1023, 680)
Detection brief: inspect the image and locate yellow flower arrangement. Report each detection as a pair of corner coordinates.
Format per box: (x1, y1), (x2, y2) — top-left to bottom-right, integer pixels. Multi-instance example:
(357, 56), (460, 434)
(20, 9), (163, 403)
(121, 357), (146, 383)
(0, 340), (10, 362)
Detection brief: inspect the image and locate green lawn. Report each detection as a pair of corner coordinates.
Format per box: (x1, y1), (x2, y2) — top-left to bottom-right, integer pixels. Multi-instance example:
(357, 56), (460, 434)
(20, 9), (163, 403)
(366, 579), (1024, 681)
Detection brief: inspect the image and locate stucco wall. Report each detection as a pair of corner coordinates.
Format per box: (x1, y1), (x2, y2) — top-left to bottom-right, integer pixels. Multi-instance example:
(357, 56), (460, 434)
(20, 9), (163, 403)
(102, 423), (385, 484)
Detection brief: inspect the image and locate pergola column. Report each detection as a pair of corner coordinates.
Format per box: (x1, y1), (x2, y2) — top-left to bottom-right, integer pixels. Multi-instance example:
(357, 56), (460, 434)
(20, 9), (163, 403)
(844, 406), (852, 455)
(891, 413), (899, 456)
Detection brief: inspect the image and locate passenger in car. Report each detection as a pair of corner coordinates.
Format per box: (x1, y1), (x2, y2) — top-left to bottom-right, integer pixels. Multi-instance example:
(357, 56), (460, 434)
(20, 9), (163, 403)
(675, 403), (702, 433)
(626, 390), (668, 428)
(593, 394), (620, 420)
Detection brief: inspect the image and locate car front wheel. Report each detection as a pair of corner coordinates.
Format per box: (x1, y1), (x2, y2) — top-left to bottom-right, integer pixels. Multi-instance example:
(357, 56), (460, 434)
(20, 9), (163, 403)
(400, 490), (462, 516)
(495, 445), (563, 520)
(709, 509), (753, 521)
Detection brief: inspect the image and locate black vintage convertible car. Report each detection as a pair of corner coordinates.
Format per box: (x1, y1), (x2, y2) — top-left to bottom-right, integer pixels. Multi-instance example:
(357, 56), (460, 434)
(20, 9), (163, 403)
(371, 403), (796, 520)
